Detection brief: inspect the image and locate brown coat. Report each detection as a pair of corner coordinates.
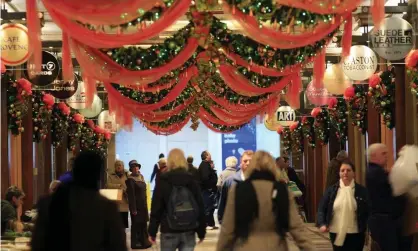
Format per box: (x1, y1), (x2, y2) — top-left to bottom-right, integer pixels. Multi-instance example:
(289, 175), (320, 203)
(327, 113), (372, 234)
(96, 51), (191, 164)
(106, 172), (129, 212)
(216, 180), (314, 251)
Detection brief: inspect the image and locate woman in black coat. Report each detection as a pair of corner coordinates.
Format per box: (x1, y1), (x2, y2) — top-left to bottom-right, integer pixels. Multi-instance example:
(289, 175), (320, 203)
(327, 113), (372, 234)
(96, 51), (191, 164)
(317, 161), (369, 251)
(126, 162), (151, 250)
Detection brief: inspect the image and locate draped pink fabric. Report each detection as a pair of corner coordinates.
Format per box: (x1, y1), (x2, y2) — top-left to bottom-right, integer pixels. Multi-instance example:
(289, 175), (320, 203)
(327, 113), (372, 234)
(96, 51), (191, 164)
(26, 0), (42, 77)
(130, 97), (194, 122)
(341, 14), (353, 58)
(219, 64), (295, 96)
(144, 116), (190, 133)
(313, 49), (326, 88)
(70, 35), (201, 86)
(198, 107), (252, 126)
(272, 0), (362, 14)
(223, 3), (346, 49)
(44, 0), (191, 48)
(286, 74), (302, 109)
(209, 106), (259, 121)
(82, 74), (97, 108)
(222, 50), (303, 77)
(102, 66), (197, 112)
(62, 32), (74, 81)
(371, 0), (385, 29)
(41, 0), (163, 25)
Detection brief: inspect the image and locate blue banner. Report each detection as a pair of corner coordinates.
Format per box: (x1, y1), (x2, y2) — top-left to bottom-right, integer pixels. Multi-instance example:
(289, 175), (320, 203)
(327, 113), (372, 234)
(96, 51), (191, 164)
(221, 119), (257, 170)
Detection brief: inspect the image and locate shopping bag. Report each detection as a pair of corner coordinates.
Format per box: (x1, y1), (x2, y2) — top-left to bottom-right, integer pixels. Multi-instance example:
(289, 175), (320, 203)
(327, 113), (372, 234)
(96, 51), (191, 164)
(389, 145), (418, 197)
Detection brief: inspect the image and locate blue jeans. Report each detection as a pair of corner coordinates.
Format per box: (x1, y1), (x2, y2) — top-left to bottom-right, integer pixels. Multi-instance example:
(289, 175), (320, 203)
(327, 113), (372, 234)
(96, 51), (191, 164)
(160, 232), (196, 251)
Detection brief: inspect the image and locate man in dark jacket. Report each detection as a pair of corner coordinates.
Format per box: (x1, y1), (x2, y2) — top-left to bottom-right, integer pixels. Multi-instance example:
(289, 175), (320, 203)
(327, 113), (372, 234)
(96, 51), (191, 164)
(366, 143), (411, 251)
(1, 186), (25, 235)
(148, 167), (206, 246)
(31, 151), (127, 251)
(325, 151), (348, 188)
(150, 153), (164, 183)
(198, 151), (218, 229)
(187, 155), (199, 182)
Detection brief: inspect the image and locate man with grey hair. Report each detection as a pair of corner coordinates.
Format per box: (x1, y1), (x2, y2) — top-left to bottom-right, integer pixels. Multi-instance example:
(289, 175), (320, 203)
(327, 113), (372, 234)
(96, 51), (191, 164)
(366, 143), (411, 251)
(217, 156), (238, 188)
(325, 150), (348, 188)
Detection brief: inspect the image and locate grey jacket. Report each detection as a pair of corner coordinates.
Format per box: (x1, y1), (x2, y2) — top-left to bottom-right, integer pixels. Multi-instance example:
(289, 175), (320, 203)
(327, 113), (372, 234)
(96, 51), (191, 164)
(217, 167), (237, 187)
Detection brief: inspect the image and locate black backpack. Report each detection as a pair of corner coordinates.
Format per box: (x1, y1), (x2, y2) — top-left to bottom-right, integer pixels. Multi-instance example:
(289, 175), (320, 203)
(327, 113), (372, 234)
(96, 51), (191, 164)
(166, 186), (199, 231)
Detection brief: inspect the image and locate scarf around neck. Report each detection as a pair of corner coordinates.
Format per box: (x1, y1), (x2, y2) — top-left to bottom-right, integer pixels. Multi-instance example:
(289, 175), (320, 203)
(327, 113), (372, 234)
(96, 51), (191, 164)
(334, 179), (356, 246)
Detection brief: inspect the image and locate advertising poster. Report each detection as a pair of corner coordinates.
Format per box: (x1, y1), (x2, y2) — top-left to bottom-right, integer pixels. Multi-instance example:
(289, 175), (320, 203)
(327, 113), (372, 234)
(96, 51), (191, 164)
(221, 118), (257, 170)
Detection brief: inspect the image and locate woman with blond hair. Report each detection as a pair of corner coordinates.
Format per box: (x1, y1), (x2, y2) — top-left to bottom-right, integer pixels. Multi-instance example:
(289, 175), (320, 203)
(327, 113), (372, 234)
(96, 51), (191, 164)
(216, 150), (313, 251)
(148, 148), (206, 251)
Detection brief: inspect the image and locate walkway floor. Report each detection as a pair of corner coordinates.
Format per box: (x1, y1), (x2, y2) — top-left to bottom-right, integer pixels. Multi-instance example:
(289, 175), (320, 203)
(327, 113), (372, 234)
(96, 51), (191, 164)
(128, 223), (334, 251)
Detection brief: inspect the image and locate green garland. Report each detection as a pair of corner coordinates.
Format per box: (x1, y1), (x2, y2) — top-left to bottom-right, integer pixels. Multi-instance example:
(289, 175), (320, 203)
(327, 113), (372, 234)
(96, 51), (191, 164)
(3, 74), (30, 135)
(290, 122), (304, 156)
(67, 113), (83, 152)
(206, 73), (270, 104)
(329, 97), (348, 144)
(109, 24), (193, 70)
(301, 116), (315, 148)
(224, 0), (334, 29)
(280, 127), (292, 155)
(237, 67), (282, 88)
(51, 104), (69, 147)
(149, 110), (189, 128)
(32, 91), (51, 143)
(313, 108), (330, 145)
(368, 70), (396, 130)
(158, 86), (195, 111)
(211, 17), (335, 70)
(346, 85), (368, 134)
(411, 77), (418, 99)
(205, 120), (244, 132)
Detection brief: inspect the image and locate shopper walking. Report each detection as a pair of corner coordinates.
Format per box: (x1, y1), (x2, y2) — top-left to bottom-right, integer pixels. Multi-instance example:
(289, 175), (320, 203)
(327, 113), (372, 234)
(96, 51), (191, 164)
(317, 161), (369, 251)
(216, 151), (313, 251)
(148, 148), (206, 251)
(126, 160), (152, 249)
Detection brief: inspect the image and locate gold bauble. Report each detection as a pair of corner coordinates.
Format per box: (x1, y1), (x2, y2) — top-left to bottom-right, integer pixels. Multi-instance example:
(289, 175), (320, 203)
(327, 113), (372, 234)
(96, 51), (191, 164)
(264, 114), (279, 131)
(323, 64), (352, 95)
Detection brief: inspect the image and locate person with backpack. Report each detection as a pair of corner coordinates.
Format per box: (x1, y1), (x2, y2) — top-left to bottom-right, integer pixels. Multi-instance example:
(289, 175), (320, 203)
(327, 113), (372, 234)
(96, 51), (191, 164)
(148, 148), (206, 251)
(216, 151), (313, 251)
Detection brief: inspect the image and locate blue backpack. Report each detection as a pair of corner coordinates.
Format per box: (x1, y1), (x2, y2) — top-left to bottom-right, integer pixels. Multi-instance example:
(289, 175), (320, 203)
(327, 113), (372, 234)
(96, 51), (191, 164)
(166, 186), (199, 231)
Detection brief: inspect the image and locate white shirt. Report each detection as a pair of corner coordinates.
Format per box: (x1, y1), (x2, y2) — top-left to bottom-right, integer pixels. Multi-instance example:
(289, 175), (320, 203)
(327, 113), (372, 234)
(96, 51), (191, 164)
(329, 186), (359, 234)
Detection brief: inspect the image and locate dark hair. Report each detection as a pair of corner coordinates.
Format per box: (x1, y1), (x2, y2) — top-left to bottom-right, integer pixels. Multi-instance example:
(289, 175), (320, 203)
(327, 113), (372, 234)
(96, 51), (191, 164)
(5, 186), (25, 202)
(187, 156), (193, 164)
(340, 161), (355, 172)
(73, 151), (103, 190)
(159, 153), (164, 159)
(201, 151), (208, 160)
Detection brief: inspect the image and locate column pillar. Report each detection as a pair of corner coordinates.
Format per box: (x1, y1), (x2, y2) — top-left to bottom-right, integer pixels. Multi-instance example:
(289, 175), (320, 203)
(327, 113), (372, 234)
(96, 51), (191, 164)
(21, 101), (33, 210)
(1, 78), (10, 195)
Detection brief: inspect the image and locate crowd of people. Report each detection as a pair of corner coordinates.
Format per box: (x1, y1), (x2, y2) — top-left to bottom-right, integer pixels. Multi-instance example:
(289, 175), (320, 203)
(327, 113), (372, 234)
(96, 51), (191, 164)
(0, 143), (416, 251)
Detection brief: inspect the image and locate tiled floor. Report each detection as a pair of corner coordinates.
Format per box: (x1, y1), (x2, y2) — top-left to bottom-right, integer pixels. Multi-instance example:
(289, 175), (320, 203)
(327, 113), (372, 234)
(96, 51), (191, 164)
(127, 223), (334, 251)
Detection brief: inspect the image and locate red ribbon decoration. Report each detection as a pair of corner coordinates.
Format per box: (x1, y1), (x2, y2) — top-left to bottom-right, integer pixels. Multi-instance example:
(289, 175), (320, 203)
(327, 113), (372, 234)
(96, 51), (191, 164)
(44, 0), (191, 48)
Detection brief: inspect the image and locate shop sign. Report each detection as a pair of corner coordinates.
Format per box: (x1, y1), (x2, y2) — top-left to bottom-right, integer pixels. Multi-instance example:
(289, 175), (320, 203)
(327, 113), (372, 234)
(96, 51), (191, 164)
(78, 95), (102, 118)
(0, 23), (30, 66)
(342, 45), (378, 81)
(98, 110), (120, 133)
(24, 51), (60, 86)
(277, 106), (296, 127)
(48, 74), (78, 99)
(306, 80), (332, 106)
(370, 17), (413, 61)
(66, 81), (86, 109)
